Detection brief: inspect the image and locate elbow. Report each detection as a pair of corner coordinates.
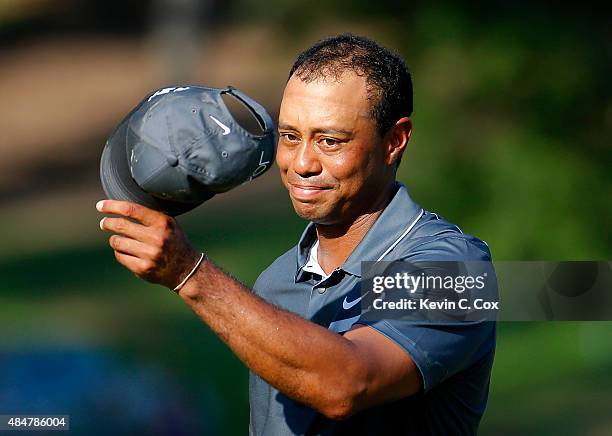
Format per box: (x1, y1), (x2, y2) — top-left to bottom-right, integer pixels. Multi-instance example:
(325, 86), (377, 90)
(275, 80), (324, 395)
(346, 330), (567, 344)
(321, 401), (356, 421)
(317, 366), (368, 421)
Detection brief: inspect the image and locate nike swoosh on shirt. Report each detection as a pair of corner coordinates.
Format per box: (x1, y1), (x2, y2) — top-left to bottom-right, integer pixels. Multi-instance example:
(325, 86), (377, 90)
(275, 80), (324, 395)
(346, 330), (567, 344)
(342, 295), (363, 310)
(209, 115), (231, 135)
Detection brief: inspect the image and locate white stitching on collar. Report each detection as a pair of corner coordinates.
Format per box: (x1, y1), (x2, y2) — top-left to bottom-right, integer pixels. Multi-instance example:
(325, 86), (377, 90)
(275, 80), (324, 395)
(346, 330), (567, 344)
(376, 208), (424, 261)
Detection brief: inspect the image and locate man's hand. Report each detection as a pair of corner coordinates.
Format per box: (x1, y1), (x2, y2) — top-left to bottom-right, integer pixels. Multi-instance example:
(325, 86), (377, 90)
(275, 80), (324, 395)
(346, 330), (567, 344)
(96, 199), (201, 289)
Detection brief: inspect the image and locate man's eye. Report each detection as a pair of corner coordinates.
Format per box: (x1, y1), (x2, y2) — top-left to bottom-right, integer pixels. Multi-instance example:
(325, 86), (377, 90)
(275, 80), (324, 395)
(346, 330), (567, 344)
(281, 133), (299, 142)
(320, 138), (339, 147)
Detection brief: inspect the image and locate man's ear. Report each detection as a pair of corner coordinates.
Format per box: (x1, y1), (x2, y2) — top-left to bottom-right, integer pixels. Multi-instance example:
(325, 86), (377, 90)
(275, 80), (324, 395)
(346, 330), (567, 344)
(384, 117), (412, 167)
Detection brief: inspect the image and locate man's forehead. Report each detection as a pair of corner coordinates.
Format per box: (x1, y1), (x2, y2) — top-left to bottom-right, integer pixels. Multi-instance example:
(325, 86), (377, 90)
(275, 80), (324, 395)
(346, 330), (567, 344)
(280, 72), (372, 121)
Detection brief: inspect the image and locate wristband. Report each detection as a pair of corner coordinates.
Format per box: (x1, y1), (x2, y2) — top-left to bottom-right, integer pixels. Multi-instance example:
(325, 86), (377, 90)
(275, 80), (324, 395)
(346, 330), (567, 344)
(173, 252), (205, 292)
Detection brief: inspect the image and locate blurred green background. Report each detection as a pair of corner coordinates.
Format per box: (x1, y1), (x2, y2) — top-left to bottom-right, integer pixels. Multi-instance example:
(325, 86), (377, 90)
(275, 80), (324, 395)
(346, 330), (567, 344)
(0, 0), (610, 434)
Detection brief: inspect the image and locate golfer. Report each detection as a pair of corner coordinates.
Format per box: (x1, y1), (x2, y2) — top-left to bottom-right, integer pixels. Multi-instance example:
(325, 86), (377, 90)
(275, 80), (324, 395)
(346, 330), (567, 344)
(98, 34), (495, 435)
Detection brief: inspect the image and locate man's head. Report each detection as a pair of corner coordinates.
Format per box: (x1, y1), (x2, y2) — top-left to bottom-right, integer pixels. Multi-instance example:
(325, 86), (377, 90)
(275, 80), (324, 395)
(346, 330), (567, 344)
(276, 33), (413, 225)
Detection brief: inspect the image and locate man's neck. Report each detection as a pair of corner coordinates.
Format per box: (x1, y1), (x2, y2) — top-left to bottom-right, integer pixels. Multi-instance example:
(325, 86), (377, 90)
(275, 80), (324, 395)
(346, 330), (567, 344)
(314, 181), (396, 275)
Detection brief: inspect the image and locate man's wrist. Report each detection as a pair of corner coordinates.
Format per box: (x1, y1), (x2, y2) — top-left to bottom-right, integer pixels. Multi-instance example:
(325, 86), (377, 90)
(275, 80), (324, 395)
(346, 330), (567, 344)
(173, 252), (206, 293)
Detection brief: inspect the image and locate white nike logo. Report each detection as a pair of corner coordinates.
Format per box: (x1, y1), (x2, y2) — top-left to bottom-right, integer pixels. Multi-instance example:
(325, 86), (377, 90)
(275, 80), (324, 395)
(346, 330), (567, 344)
(343, 295), (362, 310)
(209, 115), (231, 135)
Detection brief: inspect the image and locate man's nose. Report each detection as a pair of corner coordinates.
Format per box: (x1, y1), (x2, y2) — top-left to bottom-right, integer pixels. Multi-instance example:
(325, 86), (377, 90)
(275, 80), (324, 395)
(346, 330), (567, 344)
(292, 141), (322, 177)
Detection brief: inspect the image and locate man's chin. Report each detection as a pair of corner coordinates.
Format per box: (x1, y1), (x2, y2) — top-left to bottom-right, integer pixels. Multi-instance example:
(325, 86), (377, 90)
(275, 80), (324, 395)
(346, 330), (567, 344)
(290, 199), (328, 222)
(292, 205), (345, 227)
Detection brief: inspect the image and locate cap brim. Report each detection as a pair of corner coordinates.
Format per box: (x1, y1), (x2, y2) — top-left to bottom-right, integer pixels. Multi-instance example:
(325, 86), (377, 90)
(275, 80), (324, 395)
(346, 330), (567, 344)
(100, 118), (206, 217)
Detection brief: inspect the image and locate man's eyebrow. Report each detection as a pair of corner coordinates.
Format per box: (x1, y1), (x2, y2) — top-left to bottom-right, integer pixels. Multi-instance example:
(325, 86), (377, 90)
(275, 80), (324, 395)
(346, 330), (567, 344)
(314, 127), (353, 136)
(278, 124), (353, 136)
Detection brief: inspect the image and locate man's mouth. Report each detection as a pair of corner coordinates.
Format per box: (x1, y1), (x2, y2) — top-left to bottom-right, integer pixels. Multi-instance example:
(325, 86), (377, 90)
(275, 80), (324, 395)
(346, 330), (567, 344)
(288, 183), (331, 200)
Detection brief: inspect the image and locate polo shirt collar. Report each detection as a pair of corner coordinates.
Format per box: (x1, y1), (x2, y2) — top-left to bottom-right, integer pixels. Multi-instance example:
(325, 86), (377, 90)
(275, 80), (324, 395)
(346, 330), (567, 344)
(302, 239), (330, 279)
(295, 220), (318, 282)
(294, 182), (423, 281)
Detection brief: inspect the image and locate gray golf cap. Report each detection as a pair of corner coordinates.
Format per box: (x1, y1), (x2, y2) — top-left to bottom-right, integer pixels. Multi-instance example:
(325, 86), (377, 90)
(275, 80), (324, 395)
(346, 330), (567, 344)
(100, 85), (276, 216)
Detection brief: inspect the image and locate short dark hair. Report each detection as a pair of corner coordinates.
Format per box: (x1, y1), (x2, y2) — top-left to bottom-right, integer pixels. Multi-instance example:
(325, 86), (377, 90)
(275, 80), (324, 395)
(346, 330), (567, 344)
(288, 33), (413, 137)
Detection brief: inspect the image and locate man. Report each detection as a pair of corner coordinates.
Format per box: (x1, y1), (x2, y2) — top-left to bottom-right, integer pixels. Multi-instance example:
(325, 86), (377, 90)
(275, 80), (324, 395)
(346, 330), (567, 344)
(97, 34), (495, 435)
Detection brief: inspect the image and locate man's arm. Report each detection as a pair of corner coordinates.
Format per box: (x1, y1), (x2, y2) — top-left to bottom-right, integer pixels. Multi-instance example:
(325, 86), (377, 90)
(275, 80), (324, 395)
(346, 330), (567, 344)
(97, 199), (422, 420)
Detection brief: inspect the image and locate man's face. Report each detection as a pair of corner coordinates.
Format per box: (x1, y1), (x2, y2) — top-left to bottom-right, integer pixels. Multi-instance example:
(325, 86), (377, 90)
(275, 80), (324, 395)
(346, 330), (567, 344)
(277, 71), (392, 225)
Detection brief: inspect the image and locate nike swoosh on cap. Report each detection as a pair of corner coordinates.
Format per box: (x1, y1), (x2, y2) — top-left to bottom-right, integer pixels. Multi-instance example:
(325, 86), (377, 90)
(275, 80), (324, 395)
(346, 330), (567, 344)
(209, 115), (231, 135)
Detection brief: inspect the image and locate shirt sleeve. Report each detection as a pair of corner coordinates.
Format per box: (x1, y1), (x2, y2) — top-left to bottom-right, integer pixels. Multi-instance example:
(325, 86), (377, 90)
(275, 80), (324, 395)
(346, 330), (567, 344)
(357, 236), (496, 392)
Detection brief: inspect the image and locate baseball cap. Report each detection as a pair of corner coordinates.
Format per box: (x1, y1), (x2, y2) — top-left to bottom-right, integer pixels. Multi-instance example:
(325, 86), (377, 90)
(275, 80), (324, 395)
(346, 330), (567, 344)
(100, 85), (277, 216)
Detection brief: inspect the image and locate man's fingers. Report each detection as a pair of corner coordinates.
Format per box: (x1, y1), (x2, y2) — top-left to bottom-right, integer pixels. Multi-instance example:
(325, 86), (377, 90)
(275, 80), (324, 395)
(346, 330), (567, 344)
(96, 199), (162, 226)
(97, 198), (191, 288)
(108, 235), (159, 260)
(100, 216), (158, 244)
(114, 250), (153, 276)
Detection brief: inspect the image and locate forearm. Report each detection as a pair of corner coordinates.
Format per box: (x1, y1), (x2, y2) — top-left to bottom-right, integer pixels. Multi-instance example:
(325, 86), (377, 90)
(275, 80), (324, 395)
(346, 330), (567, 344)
(178, 257), (366, 417)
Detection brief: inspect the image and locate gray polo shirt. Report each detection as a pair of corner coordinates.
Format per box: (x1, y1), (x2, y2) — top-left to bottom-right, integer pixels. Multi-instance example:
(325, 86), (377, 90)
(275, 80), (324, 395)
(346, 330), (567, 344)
(249, 182), (495, 435)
